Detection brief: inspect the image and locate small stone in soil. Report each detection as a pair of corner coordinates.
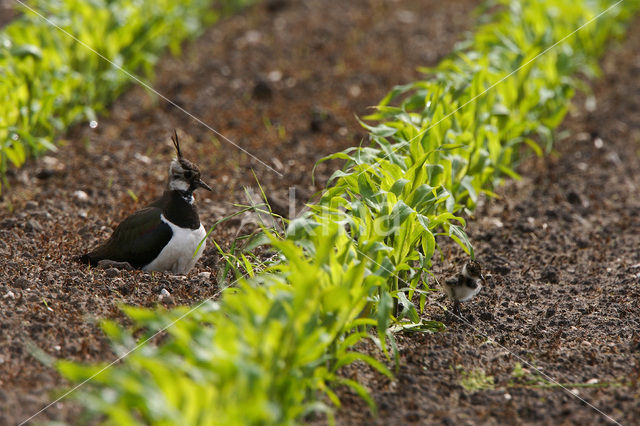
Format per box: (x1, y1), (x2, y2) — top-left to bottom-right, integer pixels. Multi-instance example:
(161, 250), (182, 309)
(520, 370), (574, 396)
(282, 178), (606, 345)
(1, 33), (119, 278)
(73, 190), (90, 202)
(104, 268), (120, 278)
(540, 266), (559, 283)
(265, 0), (289, 13)
(12, 277), (29, 289)
(309, 107), (332, 133)
(252, 79), (273, 101)
(25, 219), (43, 233)
(197, 271), (211, 280)
(479, 312), (493, 321)
(159, 288), (171, 301)
(494, 264), (511, 275)
(24, 201), (38, 210)
(118, 281), (134, 296)
(97, 260), (134, 270)
(566, 190), (582, 205)
(0, 218), (18, 229)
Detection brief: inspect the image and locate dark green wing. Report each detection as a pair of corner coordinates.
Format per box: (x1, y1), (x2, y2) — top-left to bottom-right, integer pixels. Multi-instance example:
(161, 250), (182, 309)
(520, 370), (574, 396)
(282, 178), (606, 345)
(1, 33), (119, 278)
(82, 207), (173, 268)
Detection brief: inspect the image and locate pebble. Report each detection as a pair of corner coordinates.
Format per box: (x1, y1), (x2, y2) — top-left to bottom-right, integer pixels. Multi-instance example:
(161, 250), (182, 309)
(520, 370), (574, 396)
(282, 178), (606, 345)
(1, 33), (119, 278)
(13, 277), (29, 289)
(36, 156), (65, 179)
(244, 30), (262, 44)
(396, 9), (416, 24)
(198, 272), (211, 280)
(594, 137), (604, 149)
(41, 156), (63, 171)
(265, 0), (288, 12)
(267, 70), (282, 82)
(134, 153), (152, 165)
(540, 266), (559, 283)
(24, 201), (38, 210)
(74, 190), (89, 202)
(566, 190), (582, 205)
(104, 268), (120, 278)
(117, 281), (133, 296)
(479, 312), (494, 321)
(310, 107), (332, 133)
(159, 288), (171, 300)
(25, 219), (43, 233)
(0, 218), (17, 229)
(3, 291), (15, 299)
(252, 79), (273, 101)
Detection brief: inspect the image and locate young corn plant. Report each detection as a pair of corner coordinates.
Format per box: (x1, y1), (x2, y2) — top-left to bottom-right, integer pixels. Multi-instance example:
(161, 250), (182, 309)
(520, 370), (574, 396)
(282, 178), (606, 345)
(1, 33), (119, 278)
(60, 225), (392, 424)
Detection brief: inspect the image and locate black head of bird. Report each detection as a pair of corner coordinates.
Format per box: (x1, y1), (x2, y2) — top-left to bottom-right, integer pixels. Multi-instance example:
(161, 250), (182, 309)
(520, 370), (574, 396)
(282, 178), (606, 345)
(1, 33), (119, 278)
(168, 130), (212, 194)
(462, 260), (486, 283)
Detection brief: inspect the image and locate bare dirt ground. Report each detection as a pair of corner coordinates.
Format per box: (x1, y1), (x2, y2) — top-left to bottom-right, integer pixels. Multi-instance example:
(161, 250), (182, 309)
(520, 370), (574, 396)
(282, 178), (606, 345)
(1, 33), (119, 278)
(0, 1), (18, 28)
(333, 16), (640, 426)
(0, 0), (478, 424)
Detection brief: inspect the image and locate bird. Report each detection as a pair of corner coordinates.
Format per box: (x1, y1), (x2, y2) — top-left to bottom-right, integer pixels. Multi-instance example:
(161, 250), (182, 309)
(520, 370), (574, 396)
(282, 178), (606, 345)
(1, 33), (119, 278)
(442, 260), (486, 318)
(77, 131), (212, 275)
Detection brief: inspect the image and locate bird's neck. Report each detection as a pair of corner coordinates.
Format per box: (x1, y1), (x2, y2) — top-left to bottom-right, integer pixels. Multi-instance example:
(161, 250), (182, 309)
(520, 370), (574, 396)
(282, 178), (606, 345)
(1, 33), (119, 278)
(161, 189), (200, 229)
(461, 264), (470, 278)
(174, 189), (195, 204)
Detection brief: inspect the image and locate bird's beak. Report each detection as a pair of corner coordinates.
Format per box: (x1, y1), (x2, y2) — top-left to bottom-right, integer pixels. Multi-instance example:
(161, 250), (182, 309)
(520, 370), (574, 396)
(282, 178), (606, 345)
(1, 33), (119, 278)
(196, 179), (213, 192)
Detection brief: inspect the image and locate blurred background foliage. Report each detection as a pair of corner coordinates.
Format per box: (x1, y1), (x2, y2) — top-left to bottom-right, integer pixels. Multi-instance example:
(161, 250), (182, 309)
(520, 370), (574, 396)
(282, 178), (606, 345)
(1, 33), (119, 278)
(0, 0), (254, 191)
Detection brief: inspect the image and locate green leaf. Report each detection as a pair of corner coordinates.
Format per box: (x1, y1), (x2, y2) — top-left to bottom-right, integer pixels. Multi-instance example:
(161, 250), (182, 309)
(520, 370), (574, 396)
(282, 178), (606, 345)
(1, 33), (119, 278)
(386, 200), (414, 230)
(334, 352), (392, 379)
(336, 378), (377, 414)
(448, 224), (474, 258)
(242, 231), (271, 252)
(11, 44), (43, 60)
(523, 137), (543, 157)
(377, 290), (393, 338)
(396, 292), (419, 323)
(389, 178), (409, 196)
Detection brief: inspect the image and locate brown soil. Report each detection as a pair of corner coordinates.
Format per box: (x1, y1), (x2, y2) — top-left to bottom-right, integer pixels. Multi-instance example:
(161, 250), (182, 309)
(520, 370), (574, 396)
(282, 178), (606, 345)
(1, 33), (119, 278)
(0, 0), (478, 424)
(0, 1), (18, 28)
(332, 17), (640, 426)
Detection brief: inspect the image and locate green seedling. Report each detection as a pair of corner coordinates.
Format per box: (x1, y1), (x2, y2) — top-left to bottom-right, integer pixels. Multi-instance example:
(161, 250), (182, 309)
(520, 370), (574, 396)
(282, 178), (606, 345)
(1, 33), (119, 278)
(508, 362), (624, 390)
(458, 366), (495, 391)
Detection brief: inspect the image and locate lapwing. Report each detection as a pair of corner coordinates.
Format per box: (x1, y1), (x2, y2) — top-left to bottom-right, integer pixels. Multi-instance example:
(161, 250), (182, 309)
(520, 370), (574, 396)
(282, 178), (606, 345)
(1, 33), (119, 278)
(77, 131), (212, 275)
(442, 260), (486, 318)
